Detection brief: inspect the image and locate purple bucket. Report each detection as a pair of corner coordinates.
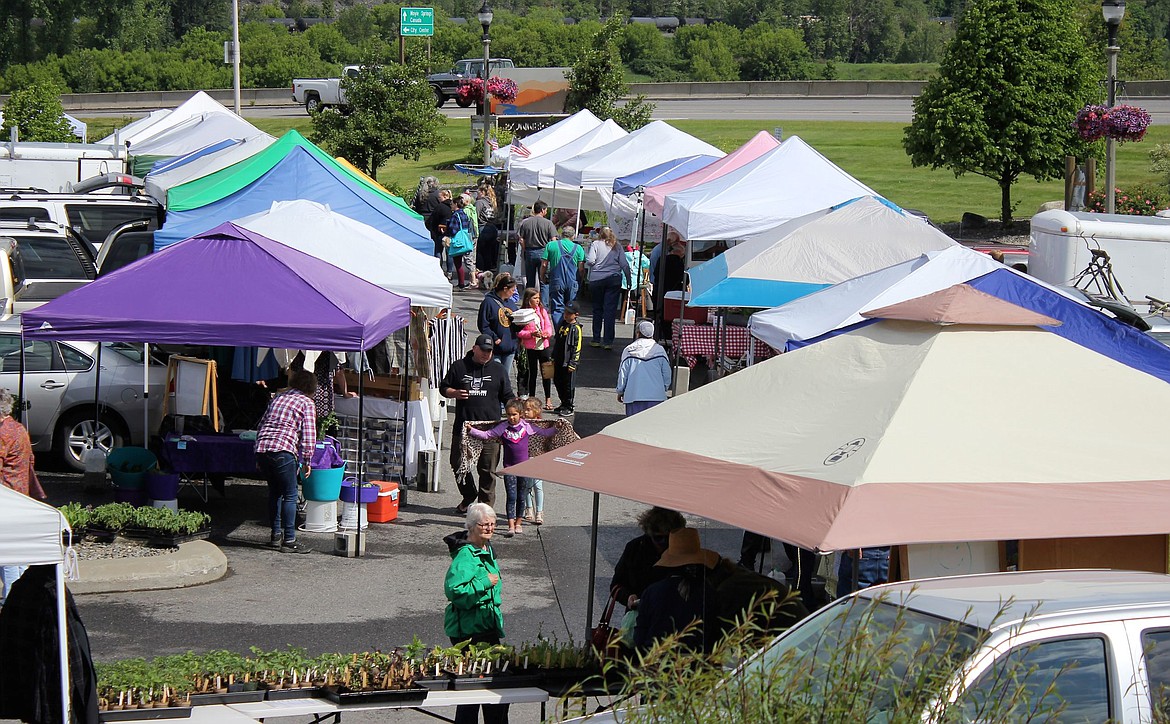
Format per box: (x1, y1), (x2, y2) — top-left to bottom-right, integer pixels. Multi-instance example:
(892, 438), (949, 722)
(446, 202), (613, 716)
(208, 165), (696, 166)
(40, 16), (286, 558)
(145, 471), (180, 501)
(340, 478), (380, 504)
(114, 487), (148, 506)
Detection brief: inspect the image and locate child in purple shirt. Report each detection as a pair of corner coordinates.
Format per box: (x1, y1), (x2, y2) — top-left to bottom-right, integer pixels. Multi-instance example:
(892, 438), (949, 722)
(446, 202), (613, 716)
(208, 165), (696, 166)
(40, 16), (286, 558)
(467, 398), (556, 537)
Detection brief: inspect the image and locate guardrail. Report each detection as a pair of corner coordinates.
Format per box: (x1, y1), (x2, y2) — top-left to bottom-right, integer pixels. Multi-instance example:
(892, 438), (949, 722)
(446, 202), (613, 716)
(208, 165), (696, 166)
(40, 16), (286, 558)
(3, 79), (1167, 112)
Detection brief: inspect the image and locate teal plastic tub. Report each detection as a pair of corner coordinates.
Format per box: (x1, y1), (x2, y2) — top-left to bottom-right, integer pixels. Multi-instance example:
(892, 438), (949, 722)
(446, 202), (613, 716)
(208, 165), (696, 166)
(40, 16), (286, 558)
(303, 466), (345, 501)
(107, 447), (158, 489)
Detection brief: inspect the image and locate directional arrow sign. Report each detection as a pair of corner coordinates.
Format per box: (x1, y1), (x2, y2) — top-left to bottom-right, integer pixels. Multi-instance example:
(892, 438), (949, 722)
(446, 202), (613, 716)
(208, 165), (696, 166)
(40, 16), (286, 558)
(400, 7), (434, 37)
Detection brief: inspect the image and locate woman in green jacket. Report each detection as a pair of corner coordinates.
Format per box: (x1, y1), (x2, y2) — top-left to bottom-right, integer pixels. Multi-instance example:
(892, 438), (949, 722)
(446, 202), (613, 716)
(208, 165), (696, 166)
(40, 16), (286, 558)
(443, 502), (508, 724)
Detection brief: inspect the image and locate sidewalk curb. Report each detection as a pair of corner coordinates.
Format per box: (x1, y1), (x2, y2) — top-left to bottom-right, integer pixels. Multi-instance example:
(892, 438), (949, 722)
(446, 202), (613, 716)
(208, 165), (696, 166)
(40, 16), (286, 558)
(72, 540), (228, 594)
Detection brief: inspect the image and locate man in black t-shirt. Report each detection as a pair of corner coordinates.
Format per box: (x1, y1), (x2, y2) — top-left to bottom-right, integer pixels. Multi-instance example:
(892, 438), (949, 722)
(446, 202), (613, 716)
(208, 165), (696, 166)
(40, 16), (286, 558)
(440, 334), (514, 512)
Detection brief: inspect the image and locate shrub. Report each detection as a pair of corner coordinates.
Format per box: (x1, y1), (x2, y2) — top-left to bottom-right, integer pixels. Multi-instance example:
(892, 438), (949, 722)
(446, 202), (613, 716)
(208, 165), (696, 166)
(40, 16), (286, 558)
(1084, 183), (1167, 215)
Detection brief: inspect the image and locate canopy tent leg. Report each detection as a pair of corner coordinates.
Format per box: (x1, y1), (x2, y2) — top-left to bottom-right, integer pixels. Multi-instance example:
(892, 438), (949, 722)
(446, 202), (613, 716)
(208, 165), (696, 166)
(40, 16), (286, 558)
(56, 564), (70, 724)
(18, 328), (25, 427)
(355, 353), (365, 557)
(585, 492), (600, 644)
(143, 344), (150, 444)
(634, 190), (648, 317)
(401, 331), (411, 498)
(91, 344), (103, 446)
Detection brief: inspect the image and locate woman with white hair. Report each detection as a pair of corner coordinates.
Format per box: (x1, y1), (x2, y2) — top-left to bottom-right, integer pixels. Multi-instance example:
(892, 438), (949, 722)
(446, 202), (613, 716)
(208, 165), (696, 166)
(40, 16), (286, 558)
(443, 502), (509, 723)
(616, 320), (672, 416)
(0, 389), (43, 603)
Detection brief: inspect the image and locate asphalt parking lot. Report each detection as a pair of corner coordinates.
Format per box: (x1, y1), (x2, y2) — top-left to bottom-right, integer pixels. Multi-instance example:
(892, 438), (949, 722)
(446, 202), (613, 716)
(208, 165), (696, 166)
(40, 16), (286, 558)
(37, 285), (753, 723)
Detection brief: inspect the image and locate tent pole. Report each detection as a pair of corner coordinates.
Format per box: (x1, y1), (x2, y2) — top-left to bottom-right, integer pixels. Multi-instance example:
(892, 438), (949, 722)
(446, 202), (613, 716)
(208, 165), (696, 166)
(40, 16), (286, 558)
(18, 328), (25, 427)
(143, 343), (150, 444)
(585, 491), (600, 645)
(635, 190), (647, 317)
(92, 345), (102, 446)
(356, 352), (365, 557)
(401, 328), (411, 491)
(56, 564), (70, 724)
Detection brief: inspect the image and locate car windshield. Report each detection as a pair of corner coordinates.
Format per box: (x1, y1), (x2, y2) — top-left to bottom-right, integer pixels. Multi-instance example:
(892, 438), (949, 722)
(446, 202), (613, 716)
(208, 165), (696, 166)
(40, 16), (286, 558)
(740, 596), (982, 718)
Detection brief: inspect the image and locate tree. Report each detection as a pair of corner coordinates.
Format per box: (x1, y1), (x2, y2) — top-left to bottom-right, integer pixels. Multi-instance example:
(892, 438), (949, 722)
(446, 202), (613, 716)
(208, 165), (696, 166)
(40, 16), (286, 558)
(309, 58), (445, 176)
(903, 0), (1097, 225)
(738, 25), (813, 80)
(564, 15), (656, 130)
(0, 81), (77, 142)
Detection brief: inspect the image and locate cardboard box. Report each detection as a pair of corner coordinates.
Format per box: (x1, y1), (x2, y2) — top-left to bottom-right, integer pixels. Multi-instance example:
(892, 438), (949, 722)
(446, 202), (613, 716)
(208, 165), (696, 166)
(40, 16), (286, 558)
(342, 370), (422, 401)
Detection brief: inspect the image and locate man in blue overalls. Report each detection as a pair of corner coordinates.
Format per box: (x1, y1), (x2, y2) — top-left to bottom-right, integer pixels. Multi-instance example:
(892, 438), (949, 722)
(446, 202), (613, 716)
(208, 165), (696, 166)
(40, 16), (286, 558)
(542, 225), (585, 326)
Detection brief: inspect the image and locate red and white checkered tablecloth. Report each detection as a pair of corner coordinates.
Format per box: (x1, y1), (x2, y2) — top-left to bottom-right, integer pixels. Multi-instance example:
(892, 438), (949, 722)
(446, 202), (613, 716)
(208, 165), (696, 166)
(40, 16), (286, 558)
(671, 321), (777, 368)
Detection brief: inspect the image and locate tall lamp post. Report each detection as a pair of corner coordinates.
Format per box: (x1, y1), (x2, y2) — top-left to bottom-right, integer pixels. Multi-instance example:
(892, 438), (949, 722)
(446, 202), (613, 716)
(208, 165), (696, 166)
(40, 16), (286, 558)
(1103, 0), (1126, 214)
(479, 1), (494, 167)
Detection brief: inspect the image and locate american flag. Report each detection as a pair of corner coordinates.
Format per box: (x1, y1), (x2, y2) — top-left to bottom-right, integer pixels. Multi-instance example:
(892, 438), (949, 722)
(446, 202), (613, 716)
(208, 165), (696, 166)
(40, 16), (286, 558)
(488, 136), (499, 152)
(510, 137), (531, 158)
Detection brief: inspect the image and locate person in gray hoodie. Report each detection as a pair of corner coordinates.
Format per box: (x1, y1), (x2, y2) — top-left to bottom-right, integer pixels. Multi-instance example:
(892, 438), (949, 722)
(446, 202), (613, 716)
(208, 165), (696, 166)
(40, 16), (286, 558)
(616, 320), (672, 416)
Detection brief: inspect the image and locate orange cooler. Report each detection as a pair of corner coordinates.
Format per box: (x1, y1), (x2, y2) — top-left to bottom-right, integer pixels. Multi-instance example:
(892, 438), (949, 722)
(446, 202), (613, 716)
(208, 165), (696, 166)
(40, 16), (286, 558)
(369, 481), (400, 523)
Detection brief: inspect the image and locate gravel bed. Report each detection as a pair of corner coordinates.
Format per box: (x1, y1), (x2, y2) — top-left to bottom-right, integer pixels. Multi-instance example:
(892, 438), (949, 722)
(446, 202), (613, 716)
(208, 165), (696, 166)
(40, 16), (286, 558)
(75, 537), (176, 561)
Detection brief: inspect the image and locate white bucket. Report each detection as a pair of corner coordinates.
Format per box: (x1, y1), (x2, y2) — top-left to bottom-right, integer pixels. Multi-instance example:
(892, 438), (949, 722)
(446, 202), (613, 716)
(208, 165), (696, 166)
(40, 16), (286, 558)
(151, 499), (179, 512)
(301, 500), (337, 533)
(339, 501), (369, 530)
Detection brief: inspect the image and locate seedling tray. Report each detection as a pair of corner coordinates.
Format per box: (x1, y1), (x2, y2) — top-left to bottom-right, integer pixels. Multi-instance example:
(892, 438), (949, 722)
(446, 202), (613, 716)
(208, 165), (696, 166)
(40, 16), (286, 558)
(321, 684), (428, 706)
(99, 706), (191, 721)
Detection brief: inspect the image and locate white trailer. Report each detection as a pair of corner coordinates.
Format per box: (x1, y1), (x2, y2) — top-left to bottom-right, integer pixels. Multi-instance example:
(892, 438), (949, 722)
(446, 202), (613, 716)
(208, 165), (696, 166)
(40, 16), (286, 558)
(1029, 209), (1170, 307)
(0, 140), (129, 193)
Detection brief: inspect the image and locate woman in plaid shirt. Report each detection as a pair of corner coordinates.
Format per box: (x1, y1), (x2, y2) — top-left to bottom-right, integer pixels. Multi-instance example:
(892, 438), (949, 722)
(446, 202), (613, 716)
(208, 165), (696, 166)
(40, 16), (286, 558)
(255, 369), (317, 553)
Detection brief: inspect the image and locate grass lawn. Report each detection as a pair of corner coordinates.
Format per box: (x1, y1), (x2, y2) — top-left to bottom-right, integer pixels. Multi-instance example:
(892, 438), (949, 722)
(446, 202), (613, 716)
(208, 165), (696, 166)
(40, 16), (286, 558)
(91, 113), (1170, 225)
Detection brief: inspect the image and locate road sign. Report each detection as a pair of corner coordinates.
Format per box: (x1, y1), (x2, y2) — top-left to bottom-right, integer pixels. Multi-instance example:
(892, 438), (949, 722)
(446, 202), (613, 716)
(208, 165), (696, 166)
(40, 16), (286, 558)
(400, 7), (434, 37)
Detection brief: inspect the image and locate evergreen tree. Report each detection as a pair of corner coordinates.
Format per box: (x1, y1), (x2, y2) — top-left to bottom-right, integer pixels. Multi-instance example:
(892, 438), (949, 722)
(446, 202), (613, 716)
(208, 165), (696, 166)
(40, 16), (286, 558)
(903, 0), (1097, 224)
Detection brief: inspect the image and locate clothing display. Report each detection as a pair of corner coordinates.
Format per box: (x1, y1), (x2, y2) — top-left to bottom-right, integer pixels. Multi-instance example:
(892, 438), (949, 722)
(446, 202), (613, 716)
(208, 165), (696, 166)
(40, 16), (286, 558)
(428, 314), (466, 389)
(457, 418), (578, 476)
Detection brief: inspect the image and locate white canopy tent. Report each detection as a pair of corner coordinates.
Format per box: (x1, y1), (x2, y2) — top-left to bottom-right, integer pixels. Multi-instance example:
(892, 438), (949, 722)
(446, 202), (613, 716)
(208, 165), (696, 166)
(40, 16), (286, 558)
(100, 109), (171, 147)
(0, 485), (73, 722)
(685, 197), (958, 308)
(551, 121), (725, 212)
(663, 135), (877, 240)
(144, 134), (276, 206)
(490, 109), (602, 168)
(748, 246), (1006, 349)
(127, 113), (270, 159)
(101, 92), (233, 148)
(507, 120), (627, 207)
(234, 200), (452, 308)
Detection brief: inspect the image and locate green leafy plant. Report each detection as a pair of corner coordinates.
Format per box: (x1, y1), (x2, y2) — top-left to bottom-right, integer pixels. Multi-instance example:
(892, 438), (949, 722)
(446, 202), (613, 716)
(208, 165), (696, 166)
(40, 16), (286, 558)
(88, 502), (137, 532)
(58, 502), (91, 530)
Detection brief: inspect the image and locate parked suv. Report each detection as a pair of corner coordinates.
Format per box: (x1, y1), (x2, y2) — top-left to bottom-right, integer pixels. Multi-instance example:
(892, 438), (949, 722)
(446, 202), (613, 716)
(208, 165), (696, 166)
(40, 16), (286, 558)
(0, 319), (166, 471)
(0, 188), (162, 253)
(0, 219), (97, 313)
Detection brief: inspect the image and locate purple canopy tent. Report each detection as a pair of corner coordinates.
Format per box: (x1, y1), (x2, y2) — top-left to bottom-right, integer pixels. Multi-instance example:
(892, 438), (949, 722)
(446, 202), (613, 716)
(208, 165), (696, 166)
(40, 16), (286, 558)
(23, 222), (413, 555)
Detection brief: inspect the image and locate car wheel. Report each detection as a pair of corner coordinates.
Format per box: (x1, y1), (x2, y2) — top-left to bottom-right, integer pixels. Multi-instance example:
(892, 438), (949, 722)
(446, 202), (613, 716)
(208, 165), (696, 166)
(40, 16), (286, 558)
(305, 94), (322, 114)
(57, 410), (127, 473)
(456, 97), (472, 108)
(433, 87), (445, 107)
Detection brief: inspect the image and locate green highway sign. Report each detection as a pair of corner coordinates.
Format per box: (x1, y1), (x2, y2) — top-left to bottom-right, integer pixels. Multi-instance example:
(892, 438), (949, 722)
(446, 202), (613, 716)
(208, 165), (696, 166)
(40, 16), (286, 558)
(400, 7), (434, 37)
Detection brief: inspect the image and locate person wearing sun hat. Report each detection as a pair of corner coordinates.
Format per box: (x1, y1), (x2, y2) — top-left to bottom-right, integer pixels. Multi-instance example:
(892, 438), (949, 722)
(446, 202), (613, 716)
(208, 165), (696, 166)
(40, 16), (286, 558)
(633, 527), (721, 652)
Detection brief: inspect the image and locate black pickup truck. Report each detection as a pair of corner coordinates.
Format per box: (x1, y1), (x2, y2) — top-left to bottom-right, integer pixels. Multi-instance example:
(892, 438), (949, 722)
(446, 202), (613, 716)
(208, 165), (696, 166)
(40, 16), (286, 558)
(426, 58), (515, 107)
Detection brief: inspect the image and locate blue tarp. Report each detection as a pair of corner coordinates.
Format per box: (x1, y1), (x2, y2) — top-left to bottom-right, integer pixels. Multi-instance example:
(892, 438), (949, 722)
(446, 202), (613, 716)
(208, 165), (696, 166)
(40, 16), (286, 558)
(612, 155), (720, 196)
(146, 139), (241, 178)
(789, 268), (1170, 384)
(154, 146), (433, 253)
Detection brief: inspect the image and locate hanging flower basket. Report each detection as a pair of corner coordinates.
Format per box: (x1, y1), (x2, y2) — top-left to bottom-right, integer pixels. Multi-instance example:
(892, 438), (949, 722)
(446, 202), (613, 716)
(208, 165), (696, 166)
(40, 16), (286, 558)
(1074, 103), (1151, 143)
(1106, 104), (1152, 143)
(455, 76), (519, 105)
(1074, 104), (1109, 142)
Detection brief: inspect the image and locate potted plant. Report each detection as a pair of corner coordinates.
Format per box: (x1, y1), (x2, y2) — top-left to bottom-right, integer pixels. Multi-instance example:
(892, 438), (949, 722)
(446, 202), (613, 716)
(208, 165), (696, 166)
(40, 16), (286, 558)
(88, 503), (136, 540)
(319, 650), (427, 705)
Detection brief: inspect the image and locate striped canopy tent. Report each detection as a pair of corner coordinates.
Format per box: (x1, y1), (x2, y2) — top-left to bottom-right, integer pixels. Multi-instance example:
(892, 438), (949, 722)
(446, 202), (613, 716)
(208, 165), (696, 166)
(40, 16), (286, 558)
(511, 286), (1170, 551)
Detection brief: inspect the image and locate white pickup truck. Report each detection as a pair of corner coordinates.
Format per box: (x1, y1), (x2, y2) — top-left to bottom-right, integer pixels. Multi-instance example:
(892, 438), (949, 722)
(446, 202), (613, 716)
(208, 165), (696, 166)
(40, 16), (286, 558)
(291, 65), (361, 114)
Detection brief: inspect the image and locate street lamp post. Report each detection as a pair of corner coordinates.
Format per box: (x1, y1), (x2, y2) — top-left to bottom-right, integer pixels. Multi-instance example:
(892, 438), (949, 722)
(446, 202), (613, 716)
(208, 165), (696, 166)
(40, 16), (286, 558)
(1103, 0), (1126, 214)
(478, 2), (494, 167)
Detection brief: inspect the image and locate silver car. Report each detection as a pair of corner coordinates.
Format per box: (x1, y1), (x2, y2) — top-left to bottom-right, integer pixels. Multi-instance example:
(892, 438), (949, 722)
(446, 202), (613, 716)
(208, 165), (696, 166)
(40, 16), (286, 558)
(577, 569), (1170, 723)
(0, 321), (165, 471)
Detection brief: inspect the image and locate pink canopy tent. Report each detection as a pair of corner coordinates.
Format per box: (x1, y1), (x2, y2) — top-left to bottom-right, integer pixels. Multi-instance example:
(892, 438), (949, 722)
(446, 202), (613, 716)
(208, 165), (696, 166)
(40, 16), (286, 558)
(642, 130), (781, 218)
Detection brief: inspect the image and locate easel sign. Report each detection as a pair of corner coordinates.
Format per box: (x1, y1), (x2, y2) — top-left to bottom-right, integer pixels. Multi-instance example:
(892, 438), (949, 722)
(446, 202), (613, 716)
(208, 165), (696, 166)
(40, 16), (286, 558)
(164, 356), (220, 432)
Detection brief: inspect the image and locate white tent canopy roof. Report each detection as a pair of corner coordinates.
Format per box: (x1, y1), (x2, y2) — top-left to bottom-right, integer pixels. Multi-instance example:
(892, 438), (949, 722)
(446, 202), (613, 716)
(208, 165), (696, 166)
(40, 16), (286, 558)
(549, 121), (724, 211)
(100, 109), (171, 147)
(234, 199), (452, 308)
(102, 92), (234, 148)
(507, 120), (627, 207)
(129, 113), (270, 157)
(513, 312), (1170, 550)
(0, 485), (68, 566)
(145, 135), (276, 206)
(748, 246), (1004, 349)
(663, 135), (877, 240)
(492, 109), (602, 168)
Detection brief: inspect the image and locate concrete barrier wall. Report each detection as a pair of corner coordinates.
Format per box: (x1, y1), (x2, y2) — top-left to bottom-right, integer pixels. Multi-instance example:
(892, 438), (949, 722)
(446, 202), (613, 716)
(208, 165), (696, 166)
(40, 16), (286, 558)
(3, 79), (1168, 111)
